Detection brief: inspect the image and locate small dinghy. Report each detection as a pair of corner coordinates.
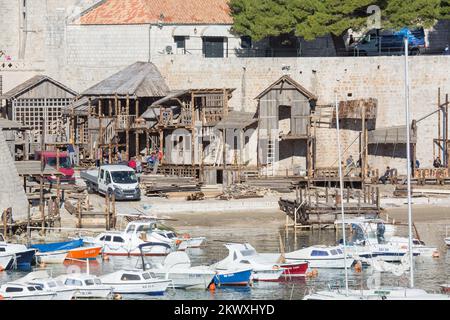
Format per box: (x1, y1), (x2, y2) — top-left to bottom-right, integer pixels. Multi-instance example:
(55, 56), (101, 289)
(36, 250), (68, 264)
(100, 270), (172, 295)
(0, 283), (56, 300)
(30, 239), (83, 253)
(16, 271), (77, 300)
(66, 246), (102, 260)
(213, 268), (253, 287)
(140, 249), (216, 290)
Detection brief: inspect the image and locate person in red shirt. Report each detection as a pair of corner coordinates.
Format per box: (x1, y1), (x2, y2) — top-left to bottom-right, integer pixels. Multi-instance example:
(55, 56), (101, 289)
(128, 157), (137, 170)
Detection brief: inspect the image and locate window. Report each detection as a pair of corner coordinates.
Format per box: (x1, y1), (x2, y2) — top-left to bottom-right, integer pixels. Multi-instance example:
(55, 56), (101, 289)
(241, 36), (252, 49)
(100, 169), (104, 180)
(99, 236), (106, 241)
(0, 247), (5, 252)
(85, 279), (95, 286)
(126, 225), (136, 234)
(311, 250), (329, 257)
(121, 274), (141, 281)
(35, 286), (43, 291)
(202, 37), (225, 58)
(94, 279), (102, 285)
(104, 235), (112, 242)
(6, 287), (23, 292)
(174, 36), (187, 54)
(65, 279), (83, 286)
(337, 249), (343, 254)
(106, 173), (111, 184)
(330, 250), (338, 255)
(142, 273), (151, 280)
(113, 236), (124, 243)
(27, 286), (36, 291)
(111, 171), (138, 184)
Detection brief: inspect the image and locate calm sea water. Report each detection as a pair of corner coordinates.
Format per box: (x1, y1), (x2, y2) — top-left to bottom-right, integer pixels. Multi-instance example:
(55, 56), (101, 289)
(1, 224), (449, 300)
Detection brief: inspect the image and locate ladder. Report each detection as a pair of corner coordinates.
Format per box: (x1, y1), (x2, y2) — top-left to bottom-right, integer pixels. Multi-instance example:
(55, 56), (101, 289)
(266, 136), (275, 176)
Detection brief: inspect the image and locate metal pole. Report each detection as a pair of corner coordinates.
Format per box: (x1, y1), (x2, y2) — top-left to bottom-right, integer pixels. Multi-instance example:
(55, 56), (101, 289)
(335, 91), (349, 295)
(404, 36), (414, 289)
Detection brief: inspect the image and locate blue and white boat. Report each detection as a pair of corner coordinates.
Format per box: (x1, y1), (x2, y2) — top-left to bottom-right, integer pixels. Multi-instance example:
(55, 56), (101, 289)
(0, 234), (36, 269)
(213, 268), (253, 287)
(30, 239), (83, 253)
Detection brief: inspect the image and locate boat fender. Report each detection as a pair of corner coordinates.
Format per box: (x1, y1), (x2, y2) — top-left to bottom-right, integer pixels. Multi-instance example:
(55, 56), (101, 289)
(102, 254), (110, 261)
(176, 240), (182, 246)
(209, 283), (216, 291)
(0, 295), (4, 300)
(0, 266), (4, 272)
(312, 269), (319, 277)
(114, 294), (122, 300)
(354, 261), (362, 273)
(432, 251), (440, 258)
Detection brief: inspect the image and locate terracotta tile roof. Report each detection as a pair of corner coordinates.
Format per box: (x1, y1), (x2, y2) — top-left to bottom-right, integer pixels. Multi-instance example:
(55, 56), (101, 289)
(78, 0), (233, 25)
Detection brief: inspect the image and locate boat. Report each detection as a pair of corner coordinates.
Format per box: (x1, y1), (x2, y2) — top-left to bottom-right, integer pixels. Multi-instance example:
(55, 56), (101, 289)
(0, 234), (36, 269)
(82, 220), (175, 256)
(36, 250), (68, 264)
(14, 271), (78, 300)
(212, 244), (283, 282)
(154, 229), (206, 250)
(0, 251), (15, 270)
(213, 268), (253, 286)
(30, 239), (83, 253)
(139, 247), (216, 290)
(215, 243), (306, 280)
(0, 282), (57, 300)
(283, 245), (355, 269)
(56, 273), (113, 299)
(388, 236), (438, 257)
(66, 246), (102, 260)
(100, 270), (172, 295)
(440, 283), (450, 293)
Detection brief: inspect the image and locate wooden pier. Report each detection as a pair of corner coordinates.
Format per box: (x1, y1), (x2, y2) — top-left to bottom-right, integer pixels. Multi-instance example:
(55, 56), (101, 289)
(279, 185), (381, 228)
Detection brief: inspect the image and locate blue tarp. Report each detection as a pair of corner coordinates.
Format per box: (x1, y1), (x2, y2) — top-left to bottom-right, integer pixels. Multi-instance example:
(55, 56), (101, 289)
(30, 239), (83, 253)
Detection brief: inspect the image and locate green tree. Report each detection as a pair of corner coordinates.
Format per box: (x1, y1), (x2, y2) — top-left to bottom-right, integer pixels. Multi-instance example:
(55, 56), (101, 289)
(230, 0), (450, 53)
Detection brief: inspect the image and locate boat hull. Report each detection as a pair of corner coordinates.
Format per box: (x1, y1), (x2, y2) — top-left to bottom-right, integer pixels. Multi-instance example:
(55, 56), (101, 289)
(15, 249), (36, 269)
(100, 245), (171, 257)
(0, 254), (15, 270)
(177, 237), (206, 250)
(31, 239), (83, 253)
(36, 251), (68, 264)
(153, 271), (215, 290)
(102, 280), (172, 295)
(53, 289), (78, 300)
(2, 293), (56, 300)
(440, 284), (450, 294)
(286, 257), (354, 269)
(214, 269), (252, 287)
(279, 262), (309, 277)
(66, 246), (102, 260)
(252, 269), (284, 282)
(73, 288), (112, 299)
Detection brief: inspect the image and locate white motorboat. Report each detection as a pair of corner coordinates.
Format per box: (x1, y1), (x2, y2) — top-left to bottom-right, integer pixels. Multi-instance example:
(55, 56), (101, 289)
(17, 271), (78, 300)
(445, 237), (450, 248)
(82, 220), (175, 256)
(213, 244), (284, 282)
(0, 282), (56, 300)
(56, 273), (113, 299)
(387, 237), (438, 257)
(36, 250), (68, 264)
(0, 251), (15, 270)
(304, 287), (450, 300)
(155, 229), (206, 250)
(140, 250), (216, 290)
(100, 269), (172, 295)
(284, 245), (355, 269)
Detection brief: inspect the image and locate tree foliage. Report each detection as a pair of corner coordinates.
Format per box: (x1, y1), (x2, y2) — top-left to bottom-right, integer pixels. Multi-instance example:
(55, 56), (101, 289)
(230, 0), (450, 41)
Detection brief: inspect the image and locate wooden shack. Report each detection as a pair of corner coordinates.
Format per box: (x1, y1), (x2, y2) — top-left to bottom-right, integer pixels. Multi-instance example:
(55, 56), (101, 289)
(256, 75), (317, 177)
(1, 76), (77, 155)
(67, 62), (169, 163)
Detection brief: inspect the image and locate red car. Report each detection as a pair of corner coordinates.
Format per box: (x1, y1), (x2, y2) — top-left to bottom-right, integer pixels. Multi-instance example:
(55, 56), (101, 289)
(34, 151), (76, 184)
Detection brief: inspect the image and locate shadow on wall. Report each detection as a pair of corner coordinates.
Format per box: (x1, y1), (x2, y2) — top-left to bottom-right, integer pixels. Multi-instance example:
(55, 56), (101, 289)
(427, 20), (450, 53)
(331, 119), (377, 131)
(368, 143), (407, 158)
(279, 140), (307, 161)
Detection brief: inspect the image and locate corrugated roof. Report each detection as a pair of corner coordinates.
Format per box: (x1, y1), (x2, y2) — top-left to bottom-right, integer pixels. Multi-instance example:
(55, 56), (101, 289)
(1, 75), (77, 100)
(78, 0), (233, 25)
(81, 61), (169, 97)
(255, 75), (318, 101)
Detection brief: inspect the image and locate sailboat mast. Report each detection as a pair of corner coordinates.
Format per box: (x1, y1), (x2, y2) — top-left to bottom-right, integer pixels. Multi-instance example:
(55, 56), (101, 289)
(335, 91), (349, 295)
(404, 36), (414, 289)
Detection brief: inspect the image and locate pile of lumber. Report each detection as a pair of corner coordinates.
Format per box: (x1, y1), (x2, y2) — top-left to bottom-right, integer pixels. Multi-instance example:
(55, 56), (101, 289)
(140, 174), (202, 197)
(244, 177), (296, 193)
(218, 184), (264, 200)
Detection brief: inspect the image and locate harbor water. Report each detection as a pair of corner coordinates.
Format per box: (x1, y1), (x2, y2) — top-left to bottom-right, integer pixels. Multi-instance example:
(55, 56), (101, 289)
(1, 218), (449, 300)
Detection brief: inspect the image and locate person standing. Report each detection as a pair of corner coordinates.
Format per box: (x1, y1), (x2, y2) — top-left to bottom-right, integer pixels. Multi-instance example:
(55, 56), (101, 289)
(444, 44), (450, 56)
(128, 157), (137, 171)
(67, 142), (76, 167)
